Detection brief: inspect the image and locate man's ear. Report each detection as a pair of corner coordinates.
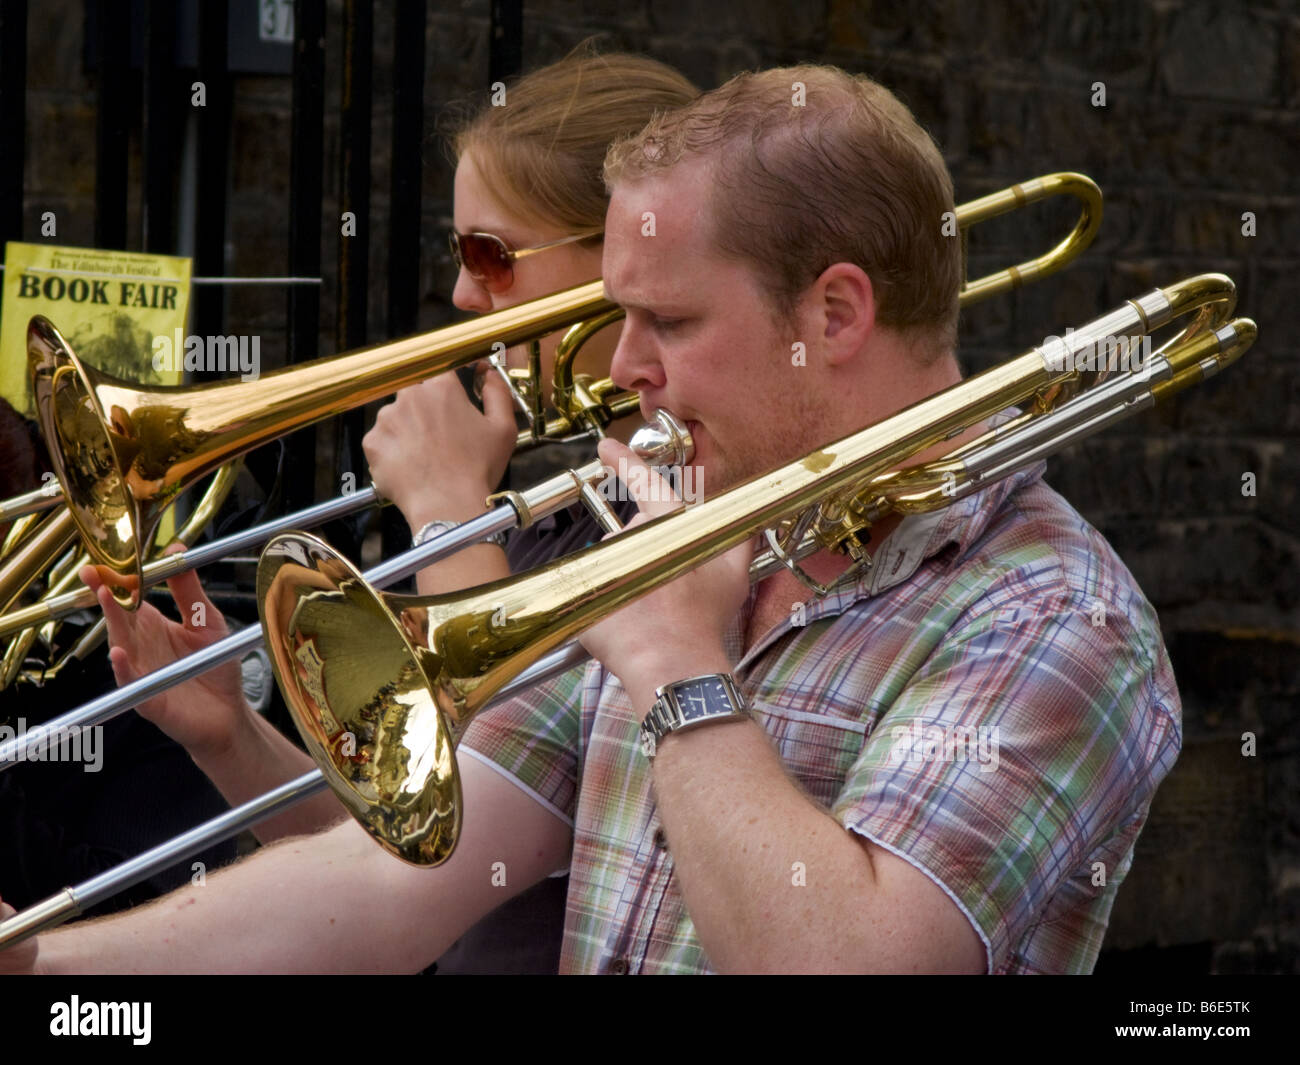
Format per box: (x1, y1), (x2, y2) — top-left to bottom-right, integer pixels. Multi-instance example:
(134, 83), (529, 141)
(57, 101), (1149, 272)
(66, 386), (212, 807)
(816, 264), (875, 366)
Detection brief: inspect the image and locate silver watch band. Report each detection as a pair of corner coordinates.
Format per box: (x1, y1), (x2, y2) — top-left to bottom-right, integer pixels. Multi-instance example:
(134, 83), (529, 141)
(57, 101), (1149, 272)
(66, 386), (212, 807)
(640, 673), (748, 759)
(412, 519), (507, 550)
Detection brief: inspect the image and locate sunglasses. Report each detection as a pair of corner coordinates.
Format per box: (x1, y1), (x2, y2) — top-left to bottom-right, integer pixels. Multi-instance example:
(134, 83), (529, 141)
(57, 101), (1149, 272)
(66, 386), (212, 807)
(448, 228), (603, 292)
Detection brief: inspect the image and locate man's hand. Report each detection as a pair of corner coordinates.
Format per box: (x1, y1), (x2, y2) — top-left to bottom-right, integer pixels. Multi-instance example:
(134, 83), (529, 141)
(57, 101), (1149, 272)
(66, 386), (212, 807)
(82, 552), (251, 762)
(0, 899), (40, 974)
(577, 439), (752, 712)
(362, 370), (518, 530)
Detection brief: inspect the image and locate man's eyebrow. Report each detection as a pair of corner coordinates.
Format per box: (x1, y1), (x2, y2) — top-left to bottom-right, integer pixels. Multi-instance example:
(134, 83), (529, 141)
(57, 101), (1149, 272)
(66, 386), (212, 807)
(604, 291), (694, 314)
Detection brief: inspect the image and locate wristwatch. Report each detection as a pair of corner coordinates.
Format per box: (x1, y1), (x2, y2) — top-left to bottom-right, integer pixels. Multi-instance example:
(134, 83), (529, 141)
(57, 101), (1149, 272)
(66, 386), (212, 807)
(640, 673), (749, 759)
(412, 519), (507, 550)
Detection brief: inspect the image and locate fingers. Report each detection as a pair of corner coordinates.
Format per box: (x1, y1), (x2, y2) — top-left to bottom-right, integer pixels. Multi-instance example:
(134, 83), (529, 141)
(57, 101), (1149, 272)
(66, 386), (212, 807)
(107, 644), (138, 687)
(87, 566), (138, 657)
(163, 553), (223, 636)
(79, 563), (101, 595)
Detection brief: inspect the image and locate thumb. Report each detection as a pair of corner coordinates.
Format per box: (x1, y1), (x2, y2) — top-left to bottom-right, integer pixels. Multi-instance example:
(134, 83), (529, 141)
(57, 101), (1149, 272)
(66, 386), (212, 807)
(0, 897), (41, 971)
(479, 366), (518, 426)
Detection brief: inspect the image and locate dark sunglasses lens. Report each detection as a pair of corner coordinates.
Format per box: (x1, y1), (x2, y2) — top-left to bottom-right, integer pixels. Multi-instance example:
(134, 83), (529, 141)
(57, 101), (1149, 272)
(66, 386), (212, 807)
(458, 234), (513, 290)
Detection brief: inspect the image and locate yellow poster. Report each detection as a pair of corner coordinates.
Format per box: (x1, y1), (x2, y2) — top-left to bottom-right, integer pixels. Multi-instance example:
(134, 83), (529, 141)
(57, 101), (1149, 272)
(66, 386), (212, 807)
(1, 242), (192, 416)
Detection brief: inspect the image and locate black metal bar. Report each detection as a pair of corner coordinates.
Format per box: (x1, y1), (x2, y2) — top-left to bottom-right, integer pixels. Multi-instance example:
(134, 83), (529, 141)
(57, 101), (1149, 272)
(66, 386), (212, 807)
(0, 0), (28, 246)
(141, 0), (178, 252)
(489, 0), (523, 84)
(331, 0), (373, 559)
(94, 0), (131, 249)
(193, 0), (231, 339)
(286, 0), (326, 514)
(337, 0), (372, 352)
(387, 0), (425, 339)
(381, 0), (428, 564)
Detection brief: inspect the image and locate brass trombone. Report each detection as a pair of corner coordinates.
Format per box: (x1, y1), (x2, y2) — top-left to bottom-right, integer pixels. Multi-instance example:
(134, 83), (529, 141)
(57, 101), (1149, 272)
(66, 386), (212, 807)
(0, 171), (1104, 699)
(0, 306), (625, 646)
(255, 273), (1249, 865)
(0, 170), (1104, 739)
(0, 273), (1254, 945)
(6, 172), (1101, 617)
(0, 159), (1103, 739)
(0, 464), (241, 689)
(0, 293), (618, 689)
(25, 281), (617, 610)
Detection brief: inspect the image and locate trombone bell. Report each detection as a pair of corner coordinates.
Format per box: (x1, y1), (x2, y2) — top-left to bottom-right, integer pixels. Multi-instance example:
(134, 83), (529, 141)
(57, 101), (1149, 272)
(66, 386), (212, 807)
(28, 317), (146, 605)
(257, 533), (461, 866)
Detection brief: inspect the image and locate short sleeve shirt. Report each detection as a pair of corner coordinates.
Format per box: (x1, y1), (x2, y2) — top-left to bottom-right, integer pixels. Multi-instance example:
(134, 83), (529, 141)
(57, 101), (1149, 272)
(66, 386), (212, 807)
(460, 460), (1181, 974)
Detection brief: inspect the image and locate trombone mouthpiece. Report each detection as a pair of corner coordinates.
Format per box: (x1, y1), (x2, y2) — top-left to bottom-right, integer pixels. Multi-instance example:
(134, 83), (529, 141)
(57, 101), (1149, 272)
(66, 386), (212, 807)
(629, 409), (693, 468)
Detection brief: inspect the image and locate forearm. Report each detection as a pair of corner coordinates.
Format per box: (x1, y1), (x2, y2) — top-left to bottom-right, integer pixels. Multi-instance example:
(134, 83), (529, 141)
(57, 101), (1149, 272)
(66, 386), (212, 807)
(398, 496), (512, 596)
(650, 719), (881, 973)
(414, 543), (510, 596)
(191, 711), (344, 843)
(617, 651), (878, 972)
(36, 819), (443, 974)
(32, 756), (572, 975)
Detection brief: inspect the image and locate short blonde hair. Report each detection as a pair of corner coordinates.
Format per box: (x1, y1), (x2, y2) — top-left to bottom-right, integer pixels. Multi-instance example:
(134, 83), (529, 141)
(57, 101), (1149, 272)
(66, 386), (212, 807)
(453, 46), (698, 236)
(604, 66), (960, 355)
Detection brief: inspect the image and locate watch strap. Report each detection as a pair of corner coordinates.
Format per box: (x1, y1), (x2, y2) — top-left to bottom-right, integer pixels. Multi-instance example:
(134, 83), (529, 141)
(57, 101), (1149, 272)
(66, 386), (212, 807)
(640, 673), (748, 759)
(412, 519), (507, 550)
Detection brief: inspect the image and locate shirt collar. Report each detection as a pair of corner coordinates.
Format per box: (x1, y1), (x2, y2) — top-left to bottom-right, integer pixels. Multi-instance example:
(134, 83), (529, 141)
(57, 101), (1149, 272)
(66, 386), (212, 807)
(840, 458), (1047, 603)
(732, 451), (1048, 670)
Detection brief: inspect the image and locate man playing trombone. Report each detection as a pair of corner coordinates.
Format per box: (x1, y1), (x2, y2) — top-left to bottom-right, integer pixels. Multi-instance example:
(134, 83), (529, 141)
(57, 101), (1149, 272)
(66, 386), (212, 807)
(1, 64), (1180, 974)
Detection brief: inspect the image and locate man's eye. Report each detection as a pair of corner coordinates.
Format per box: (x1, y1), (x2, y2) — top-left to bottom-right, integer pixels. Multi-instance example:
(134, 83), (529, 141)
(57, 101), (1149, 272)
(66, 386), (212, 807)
(653, 317), (684, 332)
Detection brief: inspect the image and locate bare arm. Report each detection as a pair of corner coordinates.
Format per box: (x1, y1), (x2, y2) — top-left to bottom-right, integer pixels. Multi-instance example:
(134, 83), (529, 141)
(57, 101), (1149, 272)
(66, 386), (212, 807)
(14, 755), (572, 974)
(648, 717), (986, 973)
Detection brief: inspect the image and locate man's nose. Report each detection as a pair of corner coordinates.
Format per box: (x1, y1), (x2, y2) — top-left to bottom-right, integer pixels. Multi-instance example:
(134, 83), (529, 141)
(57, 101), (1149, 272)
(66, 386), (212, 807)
(608, 319), (665, 394)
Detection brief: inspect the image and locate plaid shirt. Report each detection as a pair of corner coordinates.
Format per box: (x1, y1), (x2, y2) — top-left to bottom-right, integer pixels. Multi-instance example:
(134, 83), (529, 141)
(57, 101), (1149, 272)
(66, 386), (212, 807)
(461, 460), (1181, 974)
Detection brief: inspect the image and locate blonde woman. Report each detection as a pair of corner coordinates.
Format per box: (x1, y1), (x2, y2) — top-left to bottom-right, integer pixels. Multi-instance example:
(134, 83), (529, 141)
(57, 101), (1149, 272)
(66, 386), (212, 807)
(365, 50), (697, 593)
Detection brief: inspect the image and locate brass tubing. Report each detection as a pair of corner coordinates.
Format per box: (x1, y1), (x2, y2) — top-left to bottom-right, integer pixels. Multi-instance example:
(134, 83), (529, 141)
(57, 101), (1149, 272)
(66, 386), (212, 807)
(0, 509), (77, 615)
(254, 274), (1240, 865)
(29, 280), (614, 607)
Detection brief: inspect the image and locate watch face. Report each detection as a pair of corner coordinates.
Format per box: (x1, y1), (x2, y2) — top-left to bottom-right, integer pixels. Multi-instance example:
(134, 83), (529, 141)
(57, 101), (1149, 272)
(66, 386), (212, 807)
(677, 677), (732, 721)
